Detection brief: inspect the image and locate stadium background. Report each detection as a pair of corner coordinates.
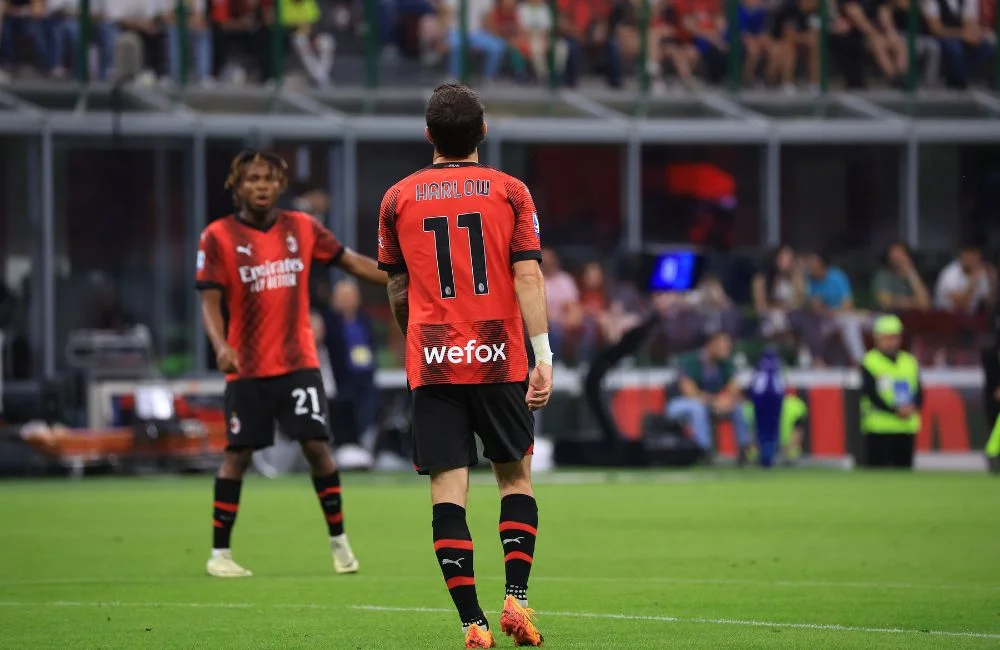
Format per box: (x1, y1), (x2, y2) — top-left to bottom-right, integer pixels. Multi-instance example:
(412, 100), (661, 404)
(0, 0), (999, 470)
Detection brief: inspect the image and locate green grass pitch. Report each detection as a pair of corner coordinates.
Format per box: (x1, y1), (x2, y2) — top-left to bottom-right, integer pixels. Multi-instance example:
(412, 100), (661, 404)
(1, 469), (998, 648)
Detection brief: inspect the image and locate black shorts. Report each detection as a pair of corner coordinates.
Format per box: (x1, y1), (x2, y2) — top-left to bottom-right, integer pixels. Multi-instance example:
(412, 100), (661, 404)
(410, 380), (535, 475)
(864, 433), (916, 469)
(224, 369), (330, 451)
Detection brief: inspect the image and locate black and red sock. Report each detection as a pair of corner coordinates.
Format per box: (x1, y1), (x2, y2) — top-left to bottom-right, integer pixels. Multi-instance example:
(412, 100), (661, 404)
(499, 494), (538, 605)
(433, 503), (488, 630)
(312, 472), (344, 537)
(212, 478), (242, 549)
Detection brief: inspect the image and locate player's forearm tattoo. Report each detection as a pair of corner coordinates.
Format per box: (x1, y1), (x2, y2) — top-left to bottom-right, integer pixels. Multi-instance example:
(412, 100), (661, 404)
(387, 273), (410, 334)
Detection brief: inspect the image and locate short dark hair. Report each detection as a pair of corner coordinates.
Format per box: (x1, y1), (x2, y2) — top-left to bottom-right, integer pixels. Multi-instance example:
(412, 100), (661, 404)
(224, 150), (288, 207)
(426, 83), (485, 159)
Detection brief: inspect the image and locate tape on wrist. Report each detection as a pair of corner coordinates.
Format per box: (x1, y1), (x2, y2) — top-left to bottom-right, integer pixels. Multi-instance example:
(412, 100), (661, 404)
(530, 333), (553, 365)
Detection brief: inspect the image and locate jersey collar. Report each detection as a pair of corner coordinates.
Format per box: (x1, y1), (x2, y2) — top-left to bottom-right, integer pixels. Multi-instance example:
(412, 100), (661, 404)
(429, 161), (483, 169)
(234, 210), (282, 232)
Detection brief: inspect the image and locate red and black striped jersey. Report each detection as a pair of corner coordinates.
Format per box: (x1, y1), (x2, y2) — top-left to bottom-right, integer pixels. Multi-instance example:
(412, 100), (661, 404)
(377, 162), (542, 389)
(196, 211), (343, 380)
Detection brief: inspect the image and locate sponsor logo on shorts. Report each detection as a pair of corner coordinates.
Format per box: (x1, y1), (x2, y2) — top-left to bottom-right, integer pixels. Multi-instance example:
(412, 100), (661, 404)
(423, 339), (507, 365)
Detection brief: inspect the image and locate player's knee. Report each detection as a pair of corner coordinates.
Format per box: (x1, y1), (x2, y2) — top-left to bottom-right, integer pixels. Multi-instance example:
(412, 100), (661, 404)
(300, 439), (333, 469)
(219, 449), (253, 478)
(493, 459), (532, 497)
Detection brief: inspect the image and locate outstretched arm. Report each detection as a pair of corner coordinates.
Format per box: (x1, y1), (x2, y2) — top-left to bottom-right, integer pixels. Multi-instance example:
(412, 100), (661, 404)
(338, 248), (388, 286)
(387, 272), (410, 335)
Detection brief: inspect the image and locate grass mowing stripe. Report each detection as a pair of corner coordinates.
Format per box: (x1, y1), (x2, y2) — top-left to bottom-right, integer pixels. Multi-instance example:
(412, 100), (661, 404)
(2, 601), (997, 641)
(2, 574), (998, 592)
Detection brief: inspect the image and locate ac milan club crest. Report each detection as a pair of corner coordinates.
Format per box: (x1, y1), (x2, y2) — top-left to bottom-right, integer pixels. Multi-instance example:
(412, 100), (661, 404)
(229, 414), (241, 435)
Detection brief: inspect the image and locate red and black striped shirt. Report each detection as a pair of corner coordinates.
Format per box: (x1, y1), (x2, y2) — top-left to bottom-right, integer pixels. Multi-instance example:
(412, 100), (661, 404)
(196, 211), (343, 380)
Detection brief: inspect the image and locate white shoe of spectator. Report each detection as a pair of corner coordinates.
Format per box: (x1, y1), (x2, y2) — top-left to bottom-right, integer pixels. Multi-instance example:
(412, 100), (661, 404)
(782, 83), (796, 96)
(373, 451), (410, 472)
(136, 70), (157, 88)
(337, 444), (373, 470)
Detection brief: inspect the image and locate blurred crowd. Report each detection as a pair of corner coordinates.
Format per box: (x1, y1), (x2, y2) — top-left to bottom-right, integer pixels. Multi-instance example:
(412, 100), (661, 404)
(541, 242), (996, 368)
(1, 0), (996, 89)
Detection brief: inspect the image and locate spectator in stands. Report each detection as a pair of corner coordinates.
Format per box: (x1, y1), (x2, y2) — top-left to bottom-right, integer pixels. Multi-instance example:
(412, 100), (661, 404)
(804, 250), (867, 365)
(116, 0), (168, 83)
(491, 0), (531, 81)
(519, 0), (570, 83)
(891, 0), (940, 86)
(440, 0), (507, 83)
(0, 0), (47, 75)
(665, 329), (752, 461)
(163, 0), (214, 85)
(872, 242), (931, 312)
(752, 244), (808, 338)
(841, 0), (908, 85)
(735, 0), (771, 85)
(655, 0), (701, 87)
(44, 0), (116, 81)
(606, 0), (645, 88)
(678, 0), (727, 83)
(922, 0), (994, 88)
(323, 278), (378, 470)
(768, 0), (820, 91)
(212, 0), (271, 84)
(284, 0), (335, 87)
(934, 243), (995, 313)
(542, 248), (595, 364)
(558, 0), (610, 86)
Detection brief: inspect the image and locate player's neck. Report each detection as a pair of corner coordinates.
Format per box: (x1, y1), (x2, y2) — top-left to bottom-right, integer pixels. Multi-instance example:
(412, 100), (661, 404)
(432, 151), (479, 166)
(239, 208), (278, 229)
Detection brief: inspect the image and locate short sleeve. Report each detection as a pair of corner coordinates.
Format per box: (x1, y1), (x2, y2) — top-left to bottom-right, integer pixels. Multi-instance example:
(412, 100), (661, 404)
(835, 269), (853, 300)
(506, 178), (542, 264)
(195, 227), (227, 291)
(377, 185), (406, 274)
(310, 216), (346, 266)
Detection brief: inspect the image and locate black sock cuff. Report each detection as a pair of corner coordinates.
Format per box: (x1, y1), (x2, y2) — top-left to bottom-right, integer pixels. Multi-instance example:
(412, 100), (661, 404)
(214, 478), (242, 502)
(311, 471), (341, 491)
(432, 503), (469, 536)
(500, 493), (537, 518)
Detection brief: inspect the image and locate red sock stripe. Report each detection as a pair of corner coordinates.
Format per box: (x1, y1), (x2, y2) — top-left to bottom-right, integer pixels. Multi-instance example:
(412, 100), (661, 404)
(212, 519), (224, 528)
(213, 501), (239, 513)
(433, 538), (474, 551)
(325, 512), (343, 524)
(316, 486), (341, 498)
(446, 576), (476, 590)
(499, 521), (537, 536)
(504, 551), (534, 564)
(525, 444), (534, 455)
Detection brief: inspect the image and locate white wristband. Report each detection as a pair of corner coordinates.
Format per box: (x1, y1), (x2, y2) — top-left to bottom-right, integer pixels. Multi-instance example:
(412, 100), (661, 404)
(530, 333), (553, 366)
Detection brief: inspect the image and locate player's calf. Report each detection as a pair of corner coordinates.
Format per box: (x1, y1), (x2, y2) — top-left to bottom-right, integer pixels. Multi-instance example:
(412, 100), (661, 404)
(302, 440), (359, 574)
(432, 502), (490, 637)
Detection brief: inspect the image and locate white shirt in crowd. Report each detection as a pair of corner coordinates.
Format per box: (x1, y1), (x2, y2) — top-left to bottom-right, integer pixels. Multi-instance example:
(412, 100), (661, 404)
(934, 259), (991, 313)
(518, 3), (552, 32)
(441, 0), (493, 34)
(921, 0), (979, 22)
(98, 0), (204, 22)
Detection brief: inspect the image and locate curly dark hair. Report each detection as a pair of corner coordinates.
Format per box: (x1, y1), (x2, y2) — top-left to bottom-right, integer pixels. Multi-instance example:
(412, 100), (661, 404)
(425, 83), (485, 159)
(224, 150), (288, 207)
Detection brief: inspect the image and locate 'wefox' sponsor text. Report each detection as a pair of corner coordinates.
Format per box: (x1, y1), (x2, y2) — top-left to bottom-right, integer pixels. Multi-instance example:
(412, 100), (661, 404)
(423, 339), (507, 365)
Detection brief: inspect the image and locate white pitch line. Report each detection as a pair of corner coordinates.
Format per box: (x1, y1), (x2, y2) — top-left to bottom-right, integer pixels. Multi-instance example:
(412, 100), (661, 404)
(349, 605), (1000, 641)
(0, 601), (997, 641)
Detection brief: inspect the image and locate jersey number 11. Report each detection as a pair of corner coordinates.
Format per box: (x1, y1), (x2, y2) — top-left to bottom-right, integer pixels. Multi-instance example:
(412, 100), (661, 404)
(424, 212), (489, 300)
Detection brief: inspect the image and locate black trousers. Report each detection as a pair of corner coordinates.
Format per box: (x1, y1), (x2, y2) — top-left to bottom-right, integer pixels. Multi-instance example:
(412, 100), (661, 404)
(864, 433), (916, 469)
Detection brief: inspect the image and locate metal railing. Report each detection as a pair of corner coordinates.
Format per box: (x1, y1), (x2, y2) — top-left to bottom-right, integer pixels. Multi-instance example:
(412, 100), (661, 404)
(50, 0), (998, 92)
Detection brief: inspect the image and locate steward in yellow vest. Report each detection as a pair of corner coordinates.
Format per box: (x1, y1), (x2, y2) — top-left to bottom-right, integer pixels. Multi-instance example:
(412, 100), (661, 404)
(860, 315), (923, 469)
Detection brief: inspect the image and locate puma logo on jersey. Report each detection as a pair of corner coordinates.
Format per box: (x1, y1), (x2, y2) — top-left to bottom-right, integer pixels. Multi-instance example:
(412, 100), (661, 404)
(440, 558), (465, 568)
(423, 339), (507, 365)
(502, 537), (524, 545)
(236, 244), (253, 257)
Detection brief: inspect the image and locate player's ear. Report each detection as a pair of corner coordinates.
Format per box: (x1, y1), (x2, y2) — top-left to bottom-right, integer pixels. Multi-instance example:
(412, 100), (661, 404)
(425, 127), (434, 146)
(482, 122), (488, 139)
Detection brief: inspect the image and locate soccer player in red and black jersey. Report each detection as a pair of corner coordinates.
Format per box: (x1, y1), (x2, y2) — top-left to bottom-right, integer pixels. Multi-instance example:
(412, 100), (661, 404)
(378, 84), (553, 649)
(196, 151), (386, 578)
